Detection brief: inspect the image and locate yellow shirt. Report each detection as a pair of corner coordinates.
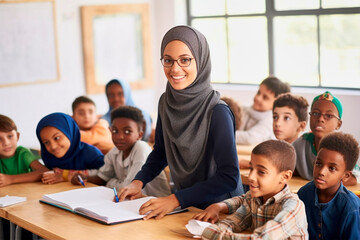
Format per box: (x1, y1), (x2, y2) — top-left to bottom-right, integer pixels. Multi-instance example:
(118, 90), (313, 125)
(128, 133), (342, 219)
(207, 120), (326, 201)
(80, 119), (114, 154)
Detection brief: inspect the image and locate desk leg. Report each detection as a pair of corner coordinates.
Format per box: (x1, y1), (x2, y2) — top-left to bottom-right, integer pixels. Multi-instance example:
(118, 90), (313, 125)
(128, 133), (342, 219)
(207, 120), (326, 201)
(14, 224), (21, 240)
(10, 222), (16, 240)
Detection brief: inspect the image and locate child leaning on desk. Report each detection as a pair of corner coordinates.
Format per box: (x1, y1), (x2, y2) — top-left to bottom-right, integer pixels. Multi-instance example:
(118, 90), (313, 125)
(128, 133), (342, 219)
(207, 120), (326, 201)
(298, 132), (360, 240)
(71, 106), (170, 197)
(36, 112), (104, 184)
(194, 139), (308, 239)
(72, 95), (114, 154)
(293, 91), (360, 185)
(0, 114), (48, 187)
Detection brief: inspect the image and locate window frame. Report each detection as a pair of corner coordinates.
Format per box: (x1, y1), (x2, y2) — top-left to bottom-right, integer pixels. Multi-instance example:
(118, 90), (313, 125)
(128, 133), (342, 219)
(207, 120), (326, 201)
(186, 0), (360, 90)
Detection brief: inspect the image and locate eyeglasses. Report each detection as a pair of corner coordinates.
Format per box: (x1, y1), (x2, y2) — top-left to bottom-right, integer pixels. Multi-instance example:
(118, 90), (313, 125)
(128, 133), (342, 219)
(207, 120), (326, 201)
(160, 57), (193, 68)
(309, 112), (340, 121)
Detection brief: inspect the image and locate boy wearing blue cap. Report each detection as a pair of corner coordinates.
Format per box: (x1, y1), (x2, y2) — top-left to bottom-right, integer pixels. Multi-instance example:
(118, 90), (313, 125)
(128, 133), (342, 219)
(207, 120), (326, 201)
(293, 91), (359, 185)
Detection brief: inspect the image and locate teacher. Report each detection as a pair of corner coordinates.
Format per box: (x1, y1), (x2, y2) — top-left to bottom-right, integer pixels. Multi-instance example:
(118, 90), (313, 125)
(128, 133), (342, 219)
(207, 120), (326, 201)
(117, 25), (243, 219)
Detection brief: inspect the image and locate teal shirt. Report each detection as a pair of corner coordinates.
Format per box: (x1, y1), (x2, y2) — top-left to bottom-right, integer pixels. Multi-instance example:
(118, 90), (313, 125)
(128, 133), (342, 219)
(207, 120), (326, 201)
(0, 146), (37, 174)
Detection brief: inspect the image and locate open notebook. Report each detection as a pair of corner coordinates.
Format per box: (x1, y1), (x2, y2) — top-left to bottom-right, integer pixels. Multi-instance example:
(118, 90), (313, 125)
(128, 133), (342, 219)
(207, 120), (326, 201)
(40, 186), (186, 225)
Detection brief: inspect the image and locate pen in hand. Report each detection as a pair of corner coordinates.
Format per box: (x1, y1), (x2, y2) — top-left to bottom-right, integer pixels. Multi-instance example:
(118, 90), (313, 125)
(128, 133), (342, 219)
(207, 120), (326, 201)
(113, 187), (119, 203)
(77, 175), (85, 187)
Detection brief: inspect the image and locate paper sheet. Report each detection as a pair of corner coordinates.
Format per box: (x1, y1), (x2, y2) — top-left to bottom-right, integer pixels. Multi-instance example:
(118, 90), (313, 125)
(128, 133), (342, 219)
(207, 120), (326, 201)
(186, 219), (212, 237)
(0, 195), (26, 207)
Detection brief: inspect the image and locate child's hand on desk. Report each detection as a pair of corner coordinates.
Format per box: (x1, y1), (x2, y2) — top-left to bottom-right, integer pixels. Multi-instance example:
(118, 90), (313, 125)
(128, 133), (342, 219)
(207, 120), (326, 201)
(139, 194), (180, 220)
(0, 173), (12, 187)
(41, 170), (63, 184)
(193, 202), (228, 224)
(70, 173), (87, 186)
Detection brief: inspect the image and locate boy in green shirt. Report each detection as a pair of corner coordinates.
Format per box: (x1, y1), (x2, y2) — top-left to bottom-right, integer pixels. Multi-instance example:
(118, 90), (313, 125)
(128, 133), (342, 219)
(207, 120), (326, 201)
(0, 114), (48, 187)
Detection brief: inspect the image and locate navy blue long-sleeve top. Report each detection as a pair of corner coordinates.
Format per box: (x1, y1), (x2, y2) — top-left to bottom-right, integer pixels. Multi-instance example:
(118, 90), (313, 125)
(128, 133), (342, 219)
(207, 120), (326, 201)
(134, 104), (244, 209)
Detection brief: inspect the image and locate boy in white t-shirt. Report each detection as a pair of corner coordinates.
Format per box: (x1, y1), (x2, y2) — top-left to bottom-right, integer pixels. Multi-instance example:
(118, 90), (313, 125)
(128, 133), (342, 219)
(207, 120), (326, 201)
(72, 106), (170, 197)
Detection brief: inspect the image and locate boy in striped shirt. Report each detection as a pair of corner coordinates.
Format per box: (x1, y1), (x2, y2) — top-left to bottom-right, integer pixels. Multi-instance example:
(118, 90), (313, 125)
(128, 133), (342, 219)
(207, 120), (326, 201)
(194, 140), (308, 239)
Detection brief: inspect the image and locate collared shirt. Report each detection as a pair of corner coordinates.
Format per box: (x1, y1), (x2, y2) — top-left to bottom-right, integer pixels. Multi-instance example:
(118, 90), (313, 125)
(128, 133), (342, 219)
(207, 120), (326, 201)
(202, 185), (308, 240)
(298, 181), (360, 240)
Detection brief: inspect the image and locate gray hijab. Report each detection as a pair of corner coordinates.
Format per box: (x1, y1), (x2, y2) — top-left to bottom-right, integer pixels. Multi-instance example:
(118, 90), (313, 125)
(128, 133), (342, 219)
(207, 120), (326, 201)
(158, 25), (220, 190)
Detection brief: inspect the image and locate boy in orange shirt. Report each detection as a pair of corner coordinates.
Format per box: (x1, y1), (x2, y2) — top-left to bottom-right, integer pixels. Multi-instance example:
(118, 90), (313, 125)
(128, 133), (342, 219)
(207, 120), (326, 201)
(72, 96), (114, 154)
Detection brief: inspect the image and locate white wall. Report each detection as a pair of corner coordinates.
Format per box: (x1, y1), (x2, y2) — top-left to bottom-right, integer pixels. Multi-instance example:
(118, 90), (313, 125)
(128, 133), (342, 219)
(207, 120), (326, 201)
(1, 0), (360, 149)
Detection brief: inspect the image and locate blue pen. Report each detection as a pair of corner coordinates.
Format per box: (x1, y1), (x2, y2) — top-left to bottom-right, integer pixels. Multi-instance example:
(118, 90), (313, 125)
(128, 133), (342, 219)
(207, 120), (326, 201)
(77, 175), (85, 187)
(113, 187), (119, 203)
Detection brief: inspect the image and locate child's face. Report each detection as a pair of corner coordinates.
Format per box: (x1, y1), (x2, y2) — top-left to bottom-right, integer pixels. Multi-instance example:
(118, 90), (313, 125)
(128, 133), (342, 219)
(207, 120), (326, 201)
(273, 106), (305, 143)
(107, 84), (125, 109)
(253, 84), (276, 112)
(310, 100), (342, 140)
(73, 103), (98, 130)
(313, 148), (348, 193)
(162, 40), (197, 90)
(0, 130), (19, 159)
(40, 126), (71, 158)
(248, 154), (290, 202)
(110, 117), (143, 156)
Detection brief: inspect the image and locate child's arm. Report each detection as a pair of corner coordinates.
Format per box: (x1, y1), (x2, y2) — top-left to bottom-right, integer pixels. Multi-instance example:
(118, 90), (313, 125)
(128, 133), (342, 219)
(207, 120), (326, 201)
(0, 160), (48, 187)
(70, 172), (106, 186)
(193, 202), (229, 224)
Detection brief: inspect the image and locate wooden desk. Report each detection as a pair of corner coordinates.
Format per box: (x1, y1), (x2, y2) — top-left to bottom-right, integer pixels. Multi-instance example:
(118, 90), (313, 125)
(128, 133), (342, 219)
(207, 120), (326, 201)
(0, 182), (95, 219)
(8, 201), (201, 240)
(236, 144), (255, 155)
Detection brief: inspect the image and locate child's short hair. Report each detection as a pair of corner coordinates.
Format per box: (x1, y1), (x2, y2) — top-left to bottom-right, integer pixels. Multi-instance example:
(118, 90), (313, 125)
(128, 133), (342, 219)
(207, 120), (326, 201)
(221, 96), (242, 130)
(273, 93), (309, 122)
(252, 139), (296, 172)
(0, 114), (17, 132)
(72, 96), (96, 113)
(319, 132), (359, 170)
(111, 106), (144, 131)
(261, 76), (291, 97)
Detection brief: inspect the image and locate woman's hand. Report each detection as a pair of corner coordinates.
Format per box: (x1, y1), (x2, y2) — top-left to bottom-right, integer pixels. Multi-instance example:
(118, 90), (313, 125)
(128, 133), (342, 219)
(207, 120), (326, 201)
(139, 194), (180, 220)
(41, 171), (63, 184)
(117, 180), (144, 201)
(192, 202), (227, 224)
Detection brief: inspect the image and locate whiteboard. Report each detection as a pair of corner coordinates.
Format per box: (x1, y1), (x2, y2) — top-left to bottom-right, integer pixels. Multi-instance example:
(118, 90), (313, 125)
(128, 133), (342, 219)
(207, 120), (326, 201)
(0, 0), (58, 87)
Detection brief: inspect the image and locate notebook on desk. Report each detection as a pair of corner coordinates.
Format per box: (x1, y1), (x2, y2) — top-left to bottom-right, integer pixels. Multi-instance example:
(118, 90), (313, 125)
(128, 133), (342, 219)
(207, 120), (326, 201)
(40, 186), (187, 225)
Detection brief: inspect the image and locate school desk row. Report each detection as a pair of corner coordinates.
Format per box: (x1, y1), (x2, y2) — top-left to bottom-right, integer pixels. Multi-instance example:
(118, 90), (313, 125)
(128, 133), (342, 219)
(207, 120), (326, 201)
(0, 182), (210, 240)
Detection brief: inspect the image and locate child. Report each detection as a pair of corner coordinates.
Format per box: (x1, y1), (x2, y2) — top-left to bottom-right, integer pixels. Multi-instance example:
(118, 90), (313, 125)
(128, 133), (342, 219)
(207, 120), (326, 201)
(36, 112), (104, 184)
(298, 132), (360, 239)
(236, 76), (290, 145)
(72, 106), (170, 197)
(221, 96), (242, 131)
(0, 114), (48, 187)
(273, 93), (308, 143)
(293, 91), (359, 185)
(72, 96), (114, 154)
(102, 79), (154, 142)
(193, 140), (308, 239)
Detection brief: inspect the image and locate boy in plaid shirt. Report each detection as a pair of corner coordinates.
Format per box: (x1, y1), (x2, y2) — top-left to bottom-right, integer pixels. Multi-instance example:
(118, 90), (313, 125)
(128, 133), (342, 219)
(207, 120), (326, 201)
(194, 140), (308, 239)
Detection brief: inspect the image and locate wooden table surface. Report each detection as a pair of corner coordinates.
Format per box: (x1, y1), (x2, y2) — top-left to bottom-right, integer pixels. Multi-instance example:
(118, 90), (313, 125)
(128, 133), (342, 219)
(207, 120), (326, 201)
(8, 201), (202, 240)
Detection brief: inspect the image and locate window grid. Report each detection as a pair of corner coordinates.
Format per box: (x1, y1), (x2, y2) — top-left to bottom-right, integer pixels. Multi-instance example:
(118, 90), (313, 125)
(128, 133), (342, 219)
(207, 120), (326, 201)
(186, 0), (360, 89)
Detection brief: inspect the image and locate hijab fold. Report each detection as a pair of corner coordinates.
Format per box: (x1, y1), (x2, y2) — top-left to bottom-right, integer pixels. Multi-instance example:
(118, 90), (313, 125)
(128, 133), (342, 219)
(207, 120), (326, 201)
(159, 25), (220, 190)
(36, 112), (104, 170)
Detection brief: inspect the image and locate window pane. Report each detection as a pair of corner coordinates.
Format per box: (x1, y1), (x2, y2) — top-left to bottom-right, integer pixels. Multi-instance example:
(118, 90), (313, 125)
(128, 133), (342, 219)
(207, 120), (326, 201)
(227, 0), (265, 14)
(190, 0), (225, 16)
(320, 14), (360, 88)
(322, 0), (360, 8)
(228, 17), (269, 84)
(192, 19), (228, 83)
(275, 0), (320, 10)
(274, 16), (319, 86)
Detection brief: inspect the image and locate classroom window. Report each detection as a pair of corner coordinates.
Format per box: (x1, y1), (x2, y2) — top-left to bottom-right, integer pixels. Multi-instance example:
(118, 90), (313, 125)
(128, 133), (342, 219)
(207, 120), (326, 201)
(187, 0), (360, 89)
